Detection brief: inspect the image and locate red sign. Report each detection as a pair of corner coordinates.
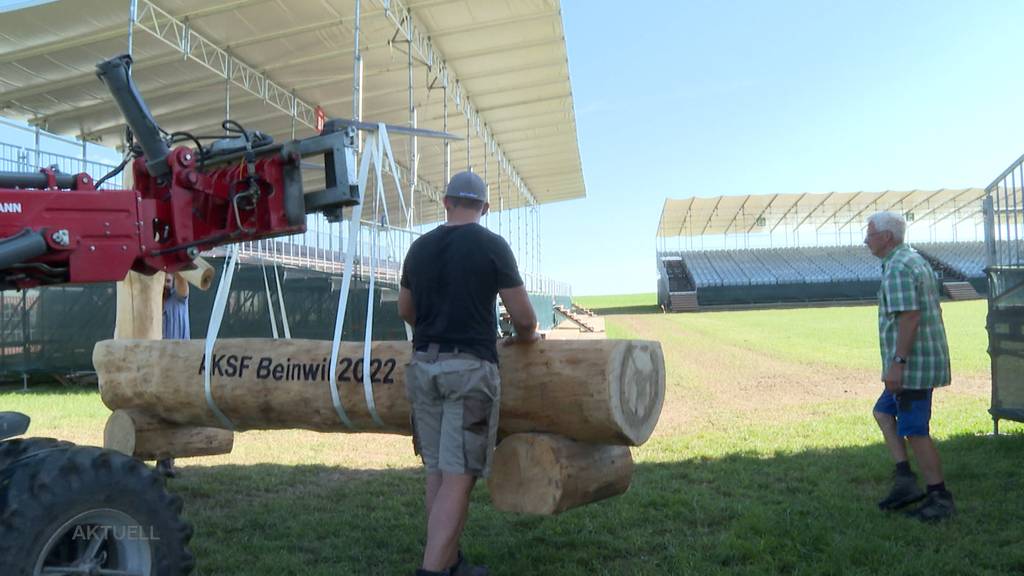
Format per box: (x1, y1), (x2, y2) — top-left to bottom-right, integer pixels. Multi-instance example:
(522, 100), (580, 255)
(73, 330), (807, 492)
(315, 106), (326, 132)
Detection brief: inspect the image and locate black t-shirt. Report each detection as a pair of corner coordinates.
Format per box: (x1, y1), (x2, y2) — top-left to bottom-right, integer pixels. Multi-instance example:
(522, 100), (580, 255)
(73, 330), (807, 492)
(400, 223), (523, 363)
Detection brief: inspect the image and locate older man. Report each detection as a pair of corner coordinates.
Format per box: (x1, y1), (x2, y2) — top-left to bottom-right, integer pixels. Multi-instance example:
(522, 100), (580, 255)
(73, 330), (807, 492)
(864, 211), (954, 522)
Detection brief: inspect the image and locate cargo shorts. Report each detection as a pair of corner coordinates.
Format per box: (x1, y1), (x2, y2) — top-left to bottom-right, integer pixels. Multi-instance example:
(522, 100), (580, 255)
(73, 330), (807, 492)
(406, 345), (501, 477)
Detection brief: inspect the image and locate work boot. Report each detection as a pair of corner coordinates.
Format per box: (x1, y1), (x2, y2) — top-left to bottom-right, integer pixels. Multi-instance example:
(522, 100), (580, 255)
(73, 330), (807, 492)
(155, 458), (177, 479)
(450, 551), (488, 576)
(905, 490), (956, 523)
(877, 470), (925, 511)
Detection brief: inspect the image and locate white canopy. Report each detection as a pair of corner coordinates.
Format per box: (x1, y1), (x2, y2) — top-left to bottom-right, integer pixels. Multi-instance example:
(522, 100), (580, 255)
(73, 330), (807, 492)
(0, 0), (586, 225)
(658, 189), (987, 238)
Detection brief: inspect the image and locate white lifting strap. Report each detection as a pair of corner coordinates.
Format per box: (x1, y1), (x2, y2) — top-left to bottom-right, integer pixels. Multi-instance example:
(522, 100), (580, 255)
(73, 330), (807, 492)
(362, 229), (384, 428)
(203, 245), (239, 430)
(361, 130), (388, 428)
(328, 135), (376, 430)
(272, 258), (291, 338)
(329, 209), (358, 429)
(259, 253), (279, 338)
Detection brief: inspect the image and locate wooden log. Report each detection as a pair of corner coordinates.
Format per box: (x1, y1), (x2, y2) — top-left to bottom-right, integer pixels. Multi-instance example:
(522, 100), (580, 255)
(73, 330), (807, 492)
(104, 409), (234, 460)
(178, 256), (215, 291)
(487, 433), (633, 515)
(114, 271), (164, 340)
(94, 338), (665, 446)
(111, 168), (164, 341)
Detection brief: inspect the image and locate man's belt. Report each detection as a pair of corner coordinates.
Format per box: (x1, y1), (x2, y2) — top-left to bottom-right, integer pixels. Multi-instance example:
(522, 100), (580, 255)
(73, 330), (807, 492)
(415, 343), (462, 354)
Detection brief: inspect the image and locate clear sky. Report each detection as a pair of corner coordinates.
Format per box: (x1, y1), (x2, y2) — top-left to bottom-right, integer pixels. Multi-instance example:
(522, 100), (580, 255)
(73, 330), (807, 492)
(4, 1), (1024, 296)
(548, 0), (1024, 294)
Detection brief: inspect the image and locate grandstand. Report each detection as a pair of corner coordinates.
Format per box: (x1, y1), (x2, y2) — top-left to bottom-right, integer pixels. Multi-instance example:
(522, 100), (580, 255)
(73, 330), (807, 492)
(0, 0), (583, 378)
(656, 190), (988, 310)
(915, 242), (987, 279)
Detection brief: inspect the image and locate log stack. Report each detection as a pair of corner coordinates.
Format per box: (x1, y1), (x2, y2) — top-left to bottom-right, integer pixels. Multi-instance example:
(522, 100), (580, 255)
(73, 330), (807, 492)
(104, 409), (233, 461)
(488, 433), (634, 515)
(95, 337), (665, 514)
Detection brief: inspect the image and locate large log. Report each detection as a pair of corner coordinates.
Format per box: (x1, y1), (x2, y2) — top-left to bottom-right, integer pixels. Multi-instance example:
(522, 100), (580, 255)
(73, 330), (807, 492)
(111, 169), (163, 341)
(104, 409), (234, 460)
(114, 271), (164, 340)
(487, 433), (633, 515)
(95, 338), (665, 446)
(178, 257), (215, 291)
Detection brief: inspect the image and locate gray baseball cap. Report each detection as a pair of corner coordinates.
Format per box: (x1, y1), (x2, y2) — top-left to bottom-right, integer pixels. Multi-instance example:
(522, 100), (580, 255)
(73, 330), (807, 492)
(445, 171), (487, 202)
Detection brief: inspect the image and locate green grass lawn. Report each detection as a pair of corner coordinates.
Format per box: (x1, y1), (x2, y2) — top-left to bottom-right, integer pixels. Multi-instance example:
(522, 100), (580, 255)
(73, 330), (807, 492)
(3, 301), (1021, 575)
(575, 293), (659, 315)
(657, 299), (990, 374)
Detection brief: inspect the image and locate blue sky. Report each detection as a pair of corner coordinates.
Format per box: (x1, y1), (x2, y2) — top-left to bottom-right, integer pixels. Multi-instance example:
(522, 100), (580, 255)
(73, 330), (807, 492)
(548, 0), (1024, 294)
(4, 1), (1024, 296)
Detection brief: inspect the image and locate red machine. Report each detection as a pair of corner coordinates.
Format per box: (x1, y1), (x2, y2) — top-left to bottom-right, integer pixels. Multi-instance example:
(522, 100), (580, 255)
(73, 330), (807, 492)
(0, 54), (362, 290)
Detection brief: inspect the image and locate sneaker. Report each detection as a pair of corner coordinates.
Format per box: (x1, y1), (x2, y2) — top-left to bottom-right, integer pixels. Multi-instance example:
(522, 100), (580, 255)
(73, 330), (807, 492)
(450, 551), (488, 576)
(878, 471), (925, 511)
(905, 490), (956, 523)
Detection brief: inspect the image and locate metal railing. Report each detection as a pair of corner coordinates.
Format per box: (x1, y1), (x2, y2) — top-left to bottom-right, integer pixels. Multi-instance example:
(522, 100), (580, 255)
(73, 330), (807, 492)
(231, 217), (415, 288)
(232, 223), (573, 301)
(985, 154), (1024, 270)
(984, 154), (1024, 309)
(0, 141), (124, 189)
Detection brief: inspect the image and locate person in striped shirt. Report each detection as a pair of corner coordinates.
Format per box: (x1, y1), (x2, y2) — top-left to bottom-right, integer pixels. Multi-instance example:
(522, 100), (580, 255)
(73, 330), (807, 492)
(864, 211), (954, 522)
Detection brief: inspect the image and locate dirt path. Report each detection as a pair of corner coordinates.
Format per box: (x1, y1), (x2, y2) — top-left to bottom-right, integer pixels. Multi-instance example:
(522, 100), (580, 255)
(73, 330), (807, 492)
(610, 314), (990, 437)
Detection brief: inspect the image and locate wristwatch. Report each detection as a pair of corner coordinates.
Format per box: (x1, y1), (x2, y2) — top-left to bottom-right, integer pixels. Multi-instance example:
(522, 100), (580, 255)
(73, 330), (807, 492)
(893, 355), (907, 365)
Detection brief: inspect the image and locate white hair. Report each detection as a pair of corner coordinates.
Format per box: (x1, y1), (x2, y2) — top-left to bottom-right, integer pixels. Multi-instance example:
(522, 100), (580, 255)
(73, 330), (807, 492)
(867, 211), (906, 243)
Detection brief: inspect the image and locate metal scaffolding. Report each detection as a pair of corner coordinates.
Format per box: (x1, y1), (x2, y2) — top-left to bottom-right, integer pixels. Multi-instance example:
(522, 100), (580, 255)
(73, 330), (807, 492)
(0, 1), (582, 382)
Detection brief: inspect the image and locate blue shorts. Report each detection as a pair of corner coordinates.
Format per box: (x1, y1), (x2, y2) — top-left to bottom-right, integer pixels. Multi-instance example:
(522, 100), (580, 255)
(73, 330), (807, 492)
(874, 389), (933, 437)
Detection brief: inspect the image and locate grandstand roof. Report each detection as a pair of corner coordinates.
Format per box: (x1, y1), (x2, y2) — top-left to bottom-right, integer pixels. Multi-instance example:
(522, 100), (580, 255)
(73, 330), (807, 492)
(657, 188), (987, 238)
(0, 0), (585, 224)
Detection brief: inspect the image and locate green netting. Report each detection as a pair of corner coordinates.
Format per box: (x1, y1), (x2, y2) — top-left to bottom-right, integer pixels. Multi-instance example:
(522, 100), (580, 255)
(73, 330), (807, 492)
(989, 268), (1024, 309)
(554, 294), (572, 312)
(694, 281), (880, 306)
(0, 257), (562, 378)
(0, 259), (403, 378)
(988, 269), (1024, 425)
(989, 305), (1024, 424)
(188, 259), (407, 341)
(0, 284), (115, 375)
(530, 293), (562, 331)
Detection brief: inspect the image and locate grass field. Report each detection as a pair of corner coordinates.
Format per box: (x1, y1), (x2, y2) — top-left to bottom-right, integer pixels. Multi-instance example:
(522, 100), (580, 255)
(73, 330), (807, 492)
(3, 300), (1022, 575)
(576, 293), (659, 316)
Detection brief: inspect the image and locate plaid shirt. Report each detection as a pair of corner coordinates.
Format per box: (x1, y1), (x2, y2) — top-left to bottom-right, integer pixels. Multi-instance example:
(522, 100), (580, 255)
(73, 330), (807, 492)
(877, 244), (951, 389)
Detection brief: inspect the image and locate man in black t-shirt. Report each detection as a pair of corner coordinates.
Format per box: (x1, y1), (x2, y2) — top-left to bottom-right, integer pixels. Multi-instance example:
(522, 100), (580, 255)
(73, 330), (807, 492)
(399, 171), (538, 576)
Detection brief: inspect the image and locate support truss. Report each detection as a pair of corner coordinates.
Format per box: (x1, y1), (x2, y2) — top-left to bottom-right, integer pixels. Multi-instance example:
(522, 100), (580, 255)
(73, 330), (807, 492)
(375, 0), (538, 208)
(133, 0), (446, 218)
(135, 0), (319, 128)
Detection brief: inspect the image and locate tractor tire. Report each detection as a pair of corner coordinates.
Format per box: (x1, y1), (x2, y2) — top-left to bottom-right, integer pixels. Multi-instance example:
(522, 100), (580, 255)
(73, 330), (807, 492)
(0, 437), (74, 469)
(0, 442), (195, 576)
